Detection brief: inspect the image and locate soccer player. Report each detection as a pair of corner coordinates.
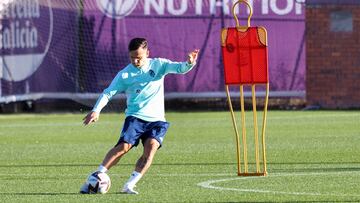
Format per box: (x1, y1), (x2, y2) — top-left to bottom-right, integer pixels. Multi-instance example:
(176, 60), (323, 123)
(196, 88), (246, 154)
(80, 37), (199, 194)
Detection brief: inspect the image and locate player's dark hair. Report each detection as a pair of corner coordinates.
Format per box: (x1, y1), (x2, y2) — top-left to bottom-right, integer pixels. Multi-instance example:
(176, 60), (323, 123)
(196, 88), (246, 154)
(128, 38), (148, 51)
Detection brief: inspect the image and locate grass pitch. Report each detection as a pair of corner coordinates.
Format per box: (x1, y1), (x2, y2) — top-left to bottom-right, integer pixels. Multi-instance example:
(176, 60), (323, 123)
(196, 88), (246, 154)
(0, 111), (359, 202)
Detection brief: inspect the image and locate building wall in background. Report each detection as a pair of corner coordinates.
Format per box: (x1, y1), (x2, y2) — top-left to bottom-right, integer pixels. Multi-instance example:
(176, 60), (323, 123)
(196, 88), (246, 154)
(306, 1), (360, 108)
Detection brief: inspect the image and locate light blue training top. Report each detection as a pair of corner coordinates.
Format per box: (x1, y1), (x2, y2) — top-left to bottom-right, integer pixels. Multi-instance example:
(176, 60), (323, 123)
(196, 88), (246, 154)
(92, 58), (195, 122)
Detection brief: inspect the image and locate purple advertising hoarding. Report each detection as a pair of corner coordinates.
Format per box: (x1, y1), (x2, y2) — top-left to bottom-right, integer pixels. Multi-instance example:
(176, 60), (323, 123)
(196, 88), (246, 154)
(0, 0), (305, 99)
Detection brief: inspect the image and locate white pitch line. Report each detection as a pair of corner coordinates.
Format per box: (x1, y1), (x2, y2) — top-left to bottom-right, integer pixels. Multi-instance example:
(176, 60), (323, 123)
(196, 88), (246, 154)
(197, 171), (360, 198)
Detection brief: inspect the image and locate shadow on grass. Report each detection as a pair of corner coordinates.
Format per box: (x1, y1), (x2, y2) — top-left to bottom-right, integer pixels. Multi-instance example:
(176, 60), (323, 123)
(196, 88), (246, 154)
(1, 162), (360, 176)
(0, 192), (357, 203)
(270, 162), (360, 173)
(197, 200), (359, 203)
(0, 192), (80, 196)
(0, 192), (122, 196)
(1, 193), (358, 203)
(0, 163), (235, 168)
(0, 162), (359, 169)
(208, 202), (360, 203)
(273, 167), (360, 173)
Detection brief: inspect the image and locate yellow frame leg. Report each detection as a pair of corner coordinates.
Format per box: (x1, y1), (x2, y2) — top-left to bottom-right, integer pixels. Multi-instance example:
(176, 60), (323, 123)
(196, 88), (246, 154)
(240, 85), (248, 173)
(252, 85), (260, 173)
(261, 83), (269, 175)
(225, 85), (242, 174)
(225, 83), (269, 177)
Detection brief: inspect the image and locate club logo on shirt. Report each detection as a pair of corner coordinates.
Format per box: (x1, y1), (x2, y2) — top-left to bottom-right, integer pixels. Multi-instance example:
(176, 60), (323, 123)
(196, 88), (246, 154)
(136, 89), (141, 94)
(149, 70), (155, 78)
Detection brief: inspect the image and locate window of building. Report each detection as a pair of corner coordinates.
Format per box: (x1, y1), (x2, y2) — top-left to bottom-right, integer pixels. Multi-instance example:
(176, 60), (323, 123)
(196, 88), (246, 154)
(330, 11), (353, 32)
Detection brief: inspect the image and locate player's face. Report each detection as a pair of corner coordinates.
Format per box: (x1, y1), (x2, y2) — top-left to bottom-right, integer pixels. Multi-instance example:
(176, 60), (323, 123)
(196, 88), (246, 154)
(129, 47), (149, 68)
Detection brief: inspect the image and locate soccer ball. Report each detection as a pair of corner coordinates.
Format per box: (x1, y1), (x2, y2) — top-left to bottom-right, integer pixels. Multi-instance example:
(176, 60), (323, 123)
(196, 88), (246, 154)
(86, 172), (111, 194)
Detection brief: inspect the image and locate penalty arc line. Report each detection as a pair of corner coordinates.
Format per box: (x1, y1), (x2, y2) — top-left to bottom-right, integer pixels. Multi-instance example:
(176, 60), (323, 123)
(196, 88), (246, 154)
(197, 171), (360, 198)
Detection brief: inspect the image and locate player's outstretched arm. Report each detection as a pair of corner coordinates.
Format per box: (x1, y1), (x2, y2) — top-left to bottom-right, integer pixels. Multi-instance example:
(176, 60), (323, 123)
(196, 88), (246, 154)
(83, 111), (99, 125)
(187, 49), (200, 65)
(162, 49), (200, 74)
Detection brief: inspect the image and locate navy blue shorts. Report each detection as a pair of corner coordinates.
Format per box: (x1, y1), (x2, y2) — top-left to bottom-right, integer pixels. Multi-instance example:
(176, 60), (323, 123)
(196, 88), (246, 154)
(116, 116), (170, 148)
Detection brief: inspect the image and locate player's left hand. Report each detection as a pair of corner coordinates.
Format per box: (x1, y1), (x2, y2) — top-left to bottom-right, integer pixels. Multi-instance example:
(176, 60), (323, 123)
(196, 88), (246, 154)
(83, 111), (99, 125)
(187, 49), (200, 65)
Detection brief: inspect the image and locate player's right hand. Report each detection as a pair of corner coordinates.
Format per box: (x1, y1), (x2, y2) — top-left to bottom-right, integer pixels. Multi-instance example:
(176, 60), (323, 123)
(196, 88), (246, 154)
(187, 49), (200, 65)
(83, 111), (99, 125)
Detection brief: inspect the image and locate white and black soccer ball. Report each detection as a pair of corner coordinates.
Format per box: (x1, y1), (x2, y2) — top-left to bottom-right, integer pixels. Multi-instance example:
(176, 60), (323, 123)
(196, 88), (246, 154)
(86, 172), (111, 194)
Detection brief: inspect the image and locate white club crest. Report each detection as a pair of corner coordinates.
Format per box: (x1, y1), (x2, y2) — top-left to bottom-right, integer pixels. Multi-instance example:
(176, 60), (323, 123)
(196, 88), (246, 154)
(96, 0), (139, 19)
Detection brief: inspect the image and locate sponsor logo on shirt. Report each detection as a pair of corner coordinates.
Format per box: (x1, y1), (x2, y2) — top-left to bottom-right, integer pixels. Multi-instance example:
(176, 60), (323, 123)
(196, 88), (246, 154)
(149, 70), (155, 78)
